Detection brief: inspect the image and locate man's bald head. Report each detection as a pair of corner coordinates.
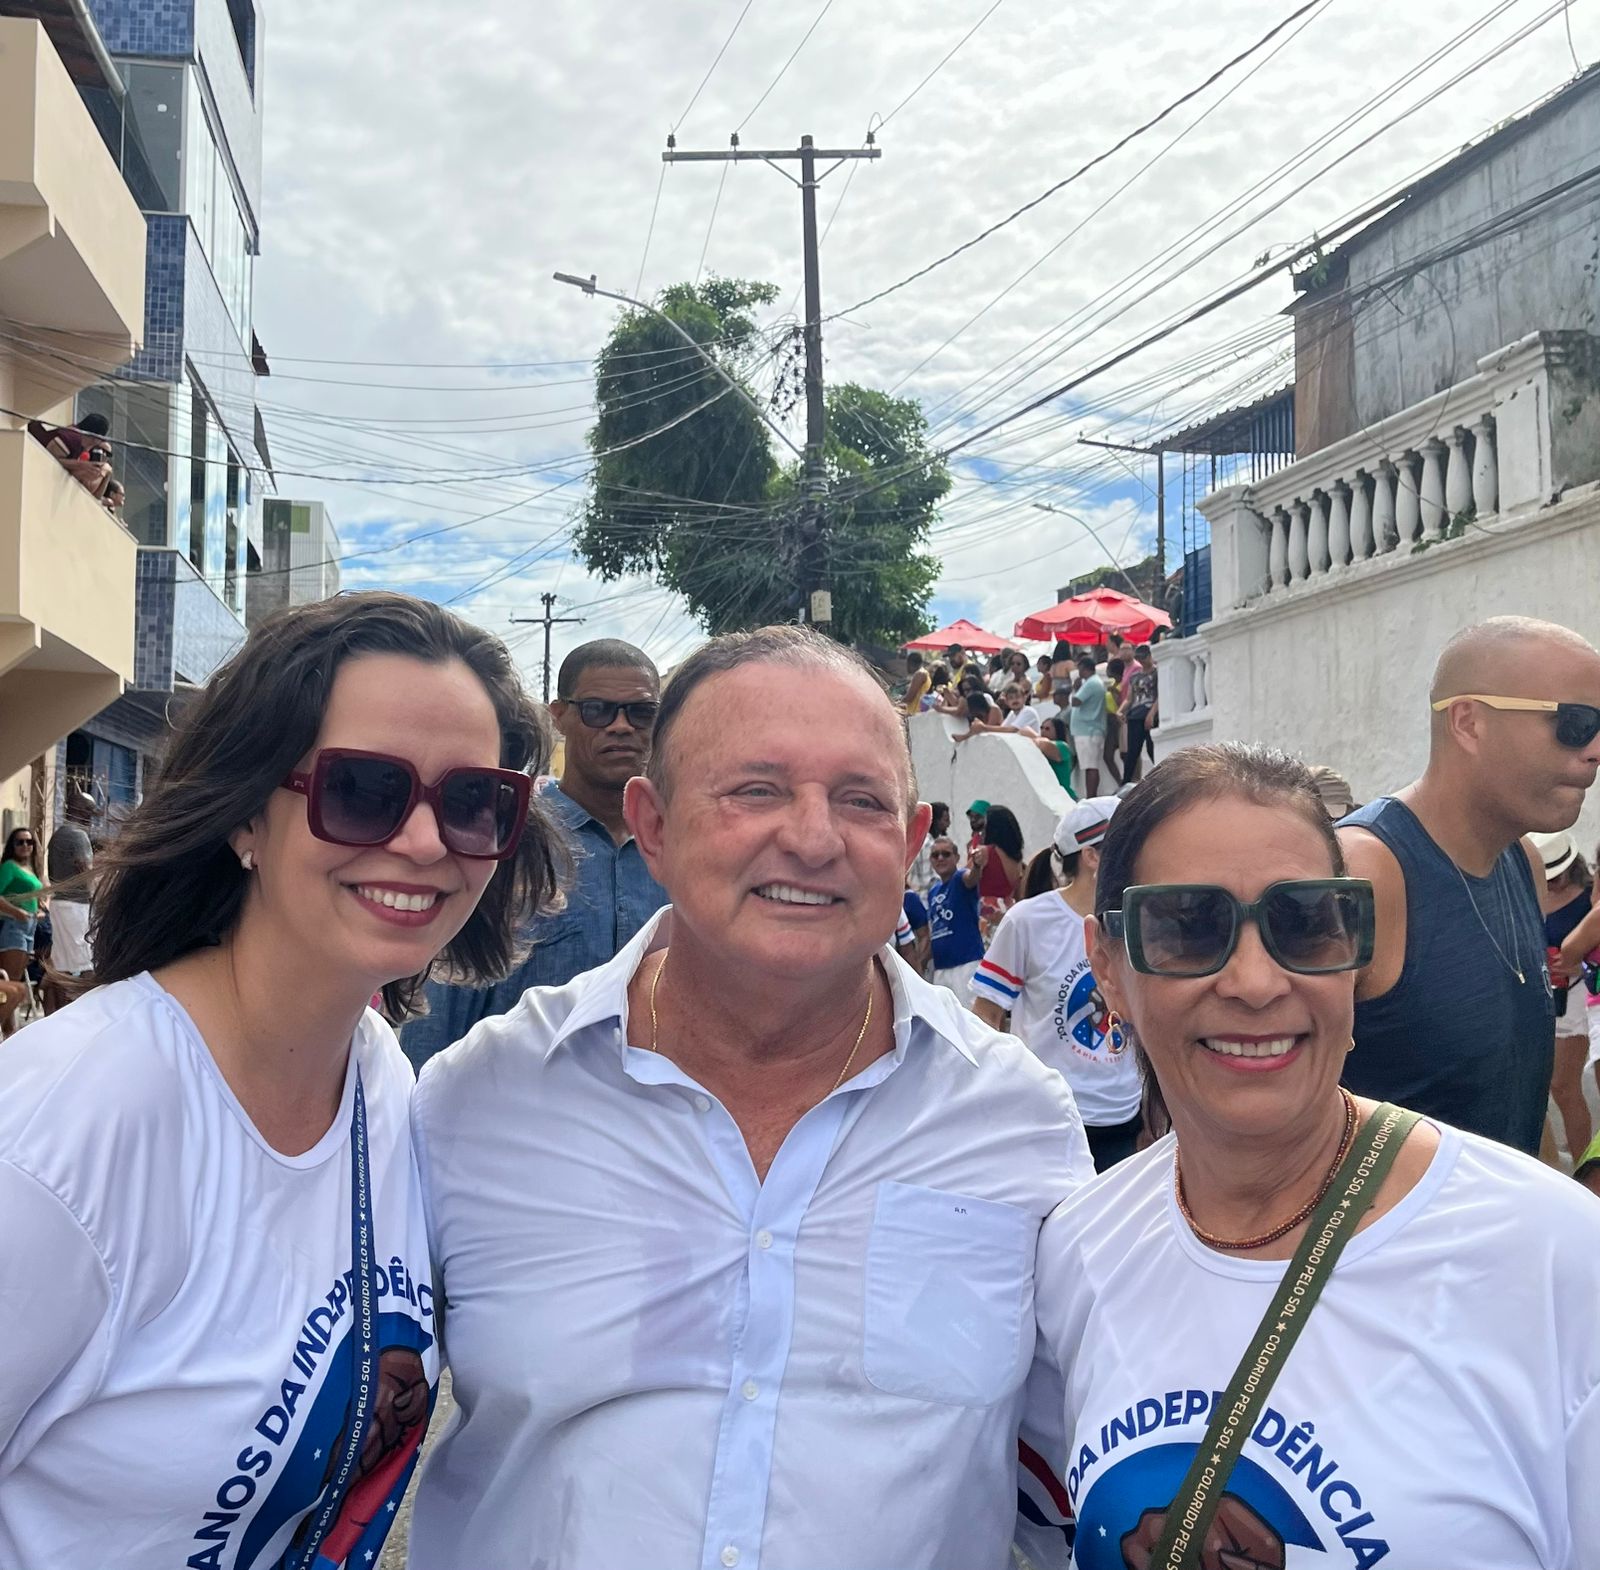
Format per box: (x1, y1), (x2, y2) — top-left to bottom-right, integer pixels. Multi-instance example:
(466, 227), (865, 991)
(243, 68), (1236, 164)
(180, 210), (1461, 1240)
(1431, 616), (1599, 708)
(1427, 615), (1600, 833)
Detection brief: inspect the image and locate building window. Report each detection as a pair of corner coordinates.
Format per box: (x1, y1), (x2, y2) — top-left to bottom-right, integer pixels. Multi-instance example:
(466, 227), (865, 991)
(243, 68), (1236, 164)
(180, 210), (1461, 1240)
(189, 382), (207, 574)
(120, 63), (186, 212)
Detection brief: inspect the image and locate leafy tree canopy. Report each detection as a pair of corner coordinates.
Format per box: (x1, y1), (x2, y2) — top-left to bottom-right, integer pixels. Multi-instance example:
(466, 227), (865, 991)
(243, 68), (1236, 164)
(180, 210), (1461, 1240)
(574, 278), (948, 644)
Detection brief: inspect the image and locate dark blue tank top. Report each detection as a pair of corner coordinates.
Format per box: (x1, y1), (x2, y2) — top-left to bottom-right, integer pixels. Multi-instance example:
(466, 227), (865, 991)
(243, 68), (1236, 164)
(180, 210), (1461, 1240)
(1341, 797), (1555, 1155)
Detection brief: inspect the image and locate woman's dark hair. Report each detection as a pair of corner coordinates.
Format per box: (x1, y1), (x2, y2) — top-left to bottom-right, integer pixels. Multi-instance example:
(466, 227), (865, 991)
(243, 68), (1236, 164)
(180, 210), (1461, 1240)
(92, 591), (562, 1020)
(1092, 743), (1345, 1136)
(982, 804), (1024, 862)
(1052, 639), (1073, 663)
(1041, 715), (1069, 744)
(1559, 851), (1592, 892)
(965, 691), (993, 722)
(1023, 843), (1084, 899)
(929, 663), (950, 686)
(1107, 657), (1126, 680)
(2, 827), (40, 877)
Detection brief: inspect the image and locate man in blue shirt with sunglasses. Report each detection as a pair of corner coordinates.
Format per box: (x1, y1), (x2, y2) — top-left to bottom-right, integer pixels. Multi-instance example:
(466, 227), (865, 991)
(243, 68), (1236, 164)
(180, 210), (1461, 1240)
(403, 639), (667, 1072)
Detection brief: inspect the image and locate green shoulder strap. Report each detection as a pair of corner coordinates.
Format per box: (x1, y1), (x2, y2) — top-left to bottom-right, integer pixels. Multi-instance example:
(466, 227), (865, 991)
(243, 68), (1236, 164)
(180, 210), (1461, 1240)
(1147, 1101), (1421, 1570)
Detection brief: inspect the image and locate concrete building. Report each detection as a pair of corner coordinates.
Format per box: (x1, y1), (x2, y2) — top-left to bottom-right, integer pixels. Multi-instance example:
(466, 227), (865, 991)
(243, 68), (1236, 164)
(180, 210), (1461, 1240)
(247, 497), (339, 628)
(0, 11), (147, 839)
(1152, 69), (1600, 854)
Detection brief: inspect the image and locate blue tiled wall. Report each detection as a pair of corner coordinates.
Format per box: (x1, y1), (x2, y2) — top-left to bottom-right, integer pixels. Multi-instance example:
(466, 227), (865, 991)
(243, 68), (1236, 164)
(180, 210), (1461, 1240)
(123, 215), (186, 384)
(135, 548), (244, 689)
(87, 0), (194, 57)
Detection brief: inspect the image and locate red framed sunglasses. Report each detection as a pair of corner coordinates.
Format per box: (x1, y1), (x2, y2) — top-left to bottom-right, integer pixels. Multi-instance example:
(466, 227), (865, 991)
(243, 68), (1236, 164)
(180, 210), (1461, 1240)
(282, 749), (532, 861)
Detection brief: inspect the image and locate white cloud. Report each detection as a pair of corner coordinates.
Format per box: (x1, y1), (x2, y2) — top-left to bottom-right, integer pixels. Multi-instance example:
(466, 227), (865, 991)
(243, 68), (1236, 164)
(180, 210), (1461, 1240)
(252, 0), (1592, 687)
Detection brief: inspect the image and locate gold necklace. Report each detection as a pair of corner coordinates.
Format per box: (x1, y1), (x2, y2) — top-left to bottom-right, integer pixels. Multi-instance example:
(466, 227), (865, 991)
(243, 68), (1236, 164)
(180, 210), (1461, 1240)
(648, 949), (875, 1093)
(1174, 1089), (1358, 1252)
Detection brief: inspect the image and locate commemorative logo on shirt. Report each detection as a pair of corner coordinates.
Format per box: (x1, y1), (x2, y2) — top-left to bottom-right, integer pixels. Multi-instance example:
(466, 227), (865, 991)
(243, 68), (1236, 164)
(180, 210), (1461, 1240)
(1059, 1388), (1390, 1569)
(1053, 958), (1126, 1064)
(185, 1254), (437, 1570)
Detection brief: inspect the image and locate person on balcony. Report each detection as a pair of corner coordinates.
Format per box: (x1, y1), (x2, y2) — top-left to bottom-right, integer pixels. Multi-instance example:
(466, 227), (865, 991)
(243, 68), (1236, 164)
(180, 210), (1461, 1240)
(1341, 617), (1600, 1156)
(27, 412), (114, 501)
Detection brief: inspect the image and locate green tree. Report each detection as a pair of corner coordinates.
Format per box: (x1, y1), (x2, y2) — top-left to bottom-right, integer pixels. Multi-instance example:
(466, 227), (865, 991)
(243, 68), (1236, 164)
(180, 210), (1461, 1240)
(574, 278), (947, 642)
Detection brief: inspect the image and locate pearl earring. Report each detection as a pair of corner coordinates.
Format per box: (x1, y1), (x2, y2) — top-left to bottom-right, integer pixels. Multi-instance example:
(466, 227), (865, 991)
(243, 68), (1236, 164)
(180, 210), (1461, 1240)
(239, 850), (256, 872)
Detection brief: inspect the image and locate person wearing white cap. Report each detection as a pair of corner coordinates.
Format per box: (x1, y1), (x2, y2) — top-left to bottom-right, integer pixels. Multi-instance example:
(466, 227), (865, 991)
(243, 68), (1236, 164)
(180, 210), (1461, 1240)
(971, 797), (1144, 1170)
(1532, 829), (1595, 1160)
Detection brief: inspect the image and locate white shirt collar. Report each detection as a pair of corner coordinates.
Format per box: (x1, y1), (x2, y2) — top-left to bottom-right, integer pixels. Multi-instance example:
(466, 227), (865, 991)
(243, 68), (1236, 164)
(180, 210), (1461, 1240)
(542, 904), (981, 1068)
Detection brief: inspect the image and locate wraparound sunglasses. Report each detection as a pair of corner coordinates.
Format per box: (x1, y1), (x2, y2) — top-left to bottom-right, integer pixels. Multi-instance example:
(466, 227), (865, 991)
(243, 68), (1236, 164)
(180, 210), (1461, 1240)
(1431, 694), (1600, 750)
(283, 749), (531, 860)
(1103, 879), (1376, 977)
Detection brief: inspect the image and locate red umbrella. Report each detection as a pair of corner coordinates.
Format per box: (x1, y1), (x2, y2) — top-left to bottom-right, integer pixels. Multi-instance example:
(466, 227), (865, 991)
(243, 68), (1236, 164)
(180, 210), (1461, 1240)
(901, 618), (1013, 655)
(1013, 587), (1171, 644)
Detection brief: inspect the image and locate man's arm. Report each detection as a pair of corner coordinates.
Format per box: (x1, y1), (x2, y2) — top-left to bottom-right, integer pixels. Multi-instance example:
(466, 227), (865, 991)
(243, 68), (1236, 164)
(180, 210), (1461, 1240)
(1336, 825), (1407, 1003)
(1560, 901), (1600, 973)
(973, 998), (1007, 1031)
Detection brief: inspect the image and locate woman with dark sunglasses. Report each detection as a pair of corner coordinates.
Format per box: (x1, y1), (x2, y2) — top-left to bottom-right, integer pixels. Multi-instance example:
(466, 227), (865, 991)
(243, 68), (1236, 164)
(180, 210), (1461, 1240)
(1026, 744), (1600, 1569)
(0, 592), (559, 1567)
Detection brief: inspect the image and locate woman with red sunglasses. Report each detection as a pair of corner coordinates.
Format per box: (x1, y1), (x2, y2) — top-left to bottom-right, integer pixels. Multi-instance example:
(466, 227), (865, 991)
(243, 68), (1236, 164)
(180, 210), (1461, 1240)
(0, 591), (559, 1568)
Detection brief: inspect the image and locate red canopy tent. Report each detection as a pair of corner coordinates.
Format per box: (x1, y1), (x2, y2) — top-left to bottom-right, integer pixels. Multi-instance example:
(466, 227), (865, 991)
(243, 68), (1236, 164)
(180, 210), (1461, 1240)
(901, 618), (1012, 655)
(1013, 587), (1171, 645)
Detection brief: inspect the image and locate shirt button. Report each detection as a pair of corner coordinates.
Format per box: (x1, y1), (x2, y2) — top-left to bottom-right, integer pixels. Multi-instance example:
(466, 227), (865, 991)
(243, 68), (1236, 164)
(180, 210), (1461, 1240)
(755, 1229), (774, 1250)
(695, 1095), (712, 1113)
(741, 1379), (759, 1400)
(721, 1548), (740, 1567)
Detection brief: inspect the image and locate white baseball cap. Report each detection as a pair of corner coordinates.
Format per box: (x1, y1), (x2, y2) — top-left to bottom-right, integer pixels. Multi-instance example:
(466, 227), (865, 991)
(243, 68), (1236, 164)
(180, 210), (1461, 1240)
(1054, 795), (1121, 856)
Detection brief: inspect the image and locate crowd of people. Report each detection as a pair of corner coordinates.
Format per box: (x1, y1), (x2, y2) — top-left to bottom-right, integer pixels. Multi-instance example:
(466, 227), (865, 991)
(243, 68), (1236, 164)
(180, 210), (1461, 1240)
(0, 594), (1598, 1569)
(907, 631), (1161, 797)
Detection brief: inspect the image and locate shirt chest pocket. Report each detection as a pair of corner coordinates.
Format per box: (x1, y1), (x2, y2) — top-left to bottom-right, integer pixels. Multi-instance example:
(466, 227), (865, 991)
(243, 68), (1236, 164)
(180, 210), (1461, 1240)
(862, 1180), (1034, 1408)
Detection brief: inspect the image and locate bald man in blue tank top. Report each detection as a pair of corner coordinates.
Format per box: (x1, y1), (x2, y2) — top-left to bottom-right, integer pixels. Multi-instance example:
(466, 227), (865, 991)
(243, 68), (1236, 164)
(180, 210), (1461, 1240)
(1338, 617), (1600, 1155)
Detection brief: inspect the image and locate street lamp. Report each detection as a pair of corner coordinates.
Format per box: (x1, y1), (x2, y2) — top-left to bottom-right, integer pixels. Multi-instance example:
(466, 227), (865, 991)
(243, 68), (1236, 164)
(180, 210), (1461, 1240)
(552, 271), (803, 458)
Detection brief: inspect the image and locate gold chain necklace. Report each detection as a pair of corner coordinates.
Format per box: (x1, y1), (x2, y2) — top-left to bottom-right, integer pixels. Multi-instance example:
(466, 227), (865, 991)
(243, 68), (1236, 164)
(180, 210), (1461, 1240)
(648, 949), (875, 1095)
(1174, 1088), (1358, 1252)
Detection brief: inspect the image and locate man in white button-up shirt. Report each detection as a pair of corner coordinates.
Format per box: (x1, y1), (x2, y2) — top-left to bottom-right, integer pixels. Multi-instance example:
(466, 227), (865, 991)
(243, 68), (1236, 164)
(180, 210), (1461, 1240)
(409, 625), (1093, 1570)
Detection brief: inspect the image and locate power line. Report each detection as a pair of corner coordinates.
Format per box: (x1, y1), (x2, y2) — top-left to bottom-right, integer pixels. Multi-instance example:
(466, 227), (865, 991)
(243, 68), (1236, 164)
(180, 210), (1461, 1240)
(734, 0), (836, 132)
(830, 0), (1326, 321)
(634, 162), (669, 299)
(876, 0), (1008, 130)
(674, 0), (759, 130)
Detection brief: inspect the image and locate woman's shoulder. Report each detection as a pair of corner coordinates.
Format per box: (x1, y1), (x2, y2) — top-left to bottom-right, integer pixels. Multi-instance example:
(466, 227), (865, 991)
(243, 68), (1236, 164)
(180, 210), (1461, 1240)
(1043, 1137), (1174, 1254)
(1438, 1126), (1600, 1244)
(0, 976), (194, 1139)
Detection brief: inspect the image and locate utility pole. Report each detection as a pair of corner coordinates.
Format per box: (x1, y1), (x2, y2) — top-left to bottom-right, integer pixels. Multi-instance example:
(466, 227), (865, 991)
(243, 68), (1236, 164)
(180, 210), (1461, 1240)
(1078, 436), (1167, 606)
(664, 133), (880, 628)
(511, 593), (585, 704)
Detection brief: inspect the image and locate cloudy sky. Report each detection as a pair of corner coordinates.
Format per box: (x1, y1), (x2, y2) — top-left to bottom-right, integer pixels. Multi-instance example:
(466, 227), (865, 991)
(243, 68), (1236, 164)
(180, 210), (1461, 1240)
(252, 0), (1590, 682)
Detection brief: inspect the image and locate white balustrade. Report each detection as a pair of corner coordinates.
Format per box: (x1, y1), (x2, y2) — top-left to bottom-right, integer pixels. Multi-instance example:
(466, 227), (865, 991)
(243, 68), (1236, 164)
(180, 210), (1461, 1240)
(1373, 460), (1398, 552)
(1192, 331), (1597, 616)
(1349, 472), (1373, 560)
(1471, 415), (1498, 514)
(1327, 480), (1351, 568)
(1267, 507), (1288, 591)
(1419, 438), (1447, 541)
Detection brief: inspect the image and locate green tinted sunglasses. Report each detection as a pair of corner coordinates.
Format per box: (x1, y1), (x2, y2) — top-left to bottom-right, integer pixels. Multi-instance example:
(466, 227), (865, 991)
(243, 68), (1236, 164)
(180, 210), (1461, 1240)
(1103, 879), (1376, 977)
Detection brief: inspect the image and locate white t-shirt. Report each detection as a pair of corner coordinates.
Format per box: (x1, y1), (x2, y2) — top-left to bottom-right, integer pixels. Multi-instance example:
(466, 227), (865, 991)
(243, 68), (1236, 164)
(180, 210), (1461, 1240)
(1004, 705), (1042, 732)
(1031, 1127), (1600, 1569)
(972, 895), (1141, 1126)
(0, 974), (439, 1569)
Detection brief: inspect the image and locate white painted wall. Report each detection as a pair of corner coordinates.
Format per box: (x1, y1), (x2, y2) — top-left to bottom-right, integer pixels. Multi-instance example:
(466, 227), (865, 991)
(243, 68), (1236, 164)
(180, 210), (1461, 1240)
(1181, 484), (1600, 856)
(907, 711), (1074, 861)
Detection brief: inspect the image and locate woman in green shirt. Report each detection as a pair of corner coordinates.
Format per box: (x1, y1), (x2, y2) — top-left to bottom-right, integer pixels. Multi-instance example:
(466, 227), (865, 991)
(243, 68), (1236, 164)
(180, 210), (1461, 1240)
(0, 825), (42, 1036)
(1031, 716), (1079, 800)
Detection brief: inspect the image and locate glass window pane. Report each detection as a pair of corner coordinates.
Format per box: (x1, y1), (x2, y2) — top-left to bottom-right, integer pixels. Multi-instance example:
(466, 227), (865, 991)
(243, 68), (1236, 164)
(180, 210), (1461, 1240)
(122, 64), (185, 211)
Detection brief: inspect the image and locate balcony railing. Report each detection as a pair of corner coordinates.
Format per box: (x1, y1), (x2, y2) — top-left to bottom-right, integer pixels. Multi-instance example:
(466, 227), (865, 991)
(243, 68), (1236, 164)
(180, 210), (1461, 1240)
(1200, 331), (1600, 615)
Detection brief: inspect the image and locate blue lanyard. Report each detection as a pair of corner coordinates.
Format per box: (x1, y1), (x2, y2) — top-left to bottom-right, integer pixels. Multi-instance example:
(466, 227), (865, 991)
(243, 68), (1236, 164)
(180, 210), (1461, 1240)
(288, 1065), (376, 1570)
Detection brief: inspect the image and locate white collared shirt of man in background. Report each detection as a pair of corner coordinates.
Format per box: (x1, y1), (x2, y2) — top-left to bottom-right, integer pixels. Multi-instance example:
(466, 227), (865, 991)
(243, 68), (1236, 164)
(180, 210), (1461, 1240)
(408, 910), (1092, 1570)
